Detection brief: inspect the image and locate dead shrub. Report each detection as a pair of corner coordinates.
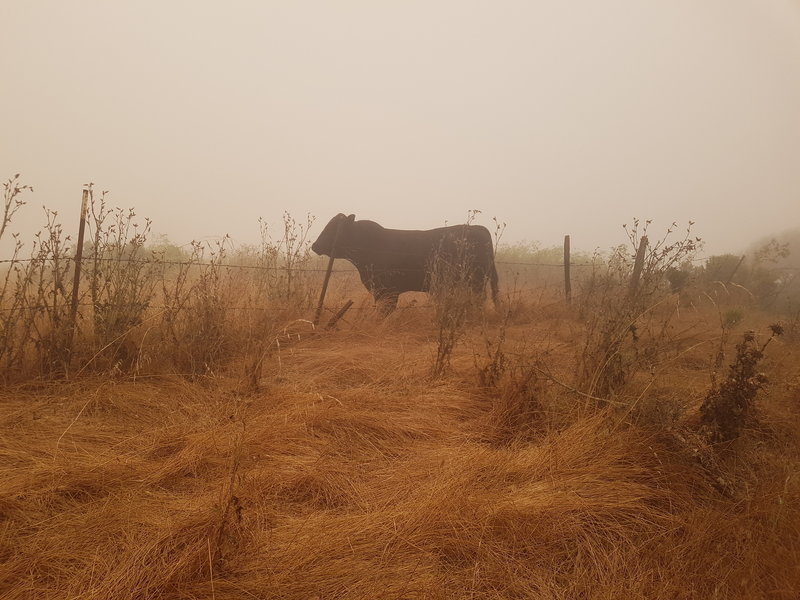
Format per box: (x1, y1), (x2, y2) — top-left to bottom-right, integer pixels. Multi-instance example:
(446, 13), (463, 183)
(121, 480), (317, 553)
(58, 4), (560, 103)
(158, 238), (232, 377)
(0, 208), (75, 378)
(700, 325), (783, 442)
(577, 219), (700, 401)
(246, 212), (316, 307)
(430, 211), (494, 377)
(86, 191), (156, 368)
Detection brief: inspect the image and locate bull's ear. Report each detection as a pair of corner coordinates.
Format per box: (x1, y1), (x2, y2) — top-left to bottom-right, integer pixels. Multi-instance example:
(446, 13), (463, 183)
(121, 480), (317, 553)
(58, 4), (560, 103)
(346, 214), (356, 223)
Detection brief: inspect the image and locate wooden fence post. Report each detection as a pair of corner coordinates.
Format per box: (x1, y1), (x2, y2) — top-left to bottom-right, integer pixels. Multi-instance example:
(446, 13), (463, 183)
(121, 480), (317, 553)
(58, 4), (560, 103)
(326, 299), (354, 329)
(69, 184), (90, 352)
(628, 235), (648, 297)
(563, 234), (571, 305)
(313, 220), (345, 327)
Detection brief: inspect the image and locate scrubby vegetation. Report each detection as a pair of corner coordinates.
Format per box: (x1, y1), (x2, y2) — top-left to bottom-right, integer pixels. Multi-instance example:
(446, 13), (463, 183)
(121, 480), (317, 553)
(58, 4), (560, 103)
(666, 231), (800, 315)
(0, 182), (323, 381)
(1, 177), (799, 598)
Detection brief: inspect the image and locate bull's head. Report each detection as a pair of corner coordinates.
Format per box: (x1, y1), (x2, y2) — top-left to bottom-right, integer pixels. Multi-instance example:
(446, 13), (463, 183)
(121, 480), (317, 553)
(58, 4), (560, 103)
(311, 213), (355, 257)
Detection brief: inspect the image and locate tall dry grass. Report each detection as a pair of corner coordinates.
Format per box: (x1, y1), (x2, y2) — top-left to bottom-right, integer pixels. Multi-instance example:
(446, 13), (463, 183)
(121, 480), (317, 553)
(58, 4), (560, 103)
(2, 184), (800, 597)
(0, 186), (328, 381)
(1, 295), (799, 599)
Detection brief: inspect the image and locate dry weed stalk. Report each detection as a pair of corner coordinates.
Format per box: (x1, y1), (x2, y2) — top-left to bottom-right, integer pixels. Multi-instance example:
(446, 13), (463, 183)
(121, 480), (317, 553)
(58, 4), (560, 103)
(251, 212), (316, 306)
(1, 179), (75, 378)
(1, 174), (32, 242)
(475, 307), (512, 389)
(0, 235), (30, 375)
(157, 238), (233, 376)
(430, 210), (490, 377)
(700, 325), (783, 442)
(578, 219), (700, 401)
(242, 318), (315, 391)
(16, 209), (75, 377)
(0, 175), (325, 380)
(86, 190), (156, 367)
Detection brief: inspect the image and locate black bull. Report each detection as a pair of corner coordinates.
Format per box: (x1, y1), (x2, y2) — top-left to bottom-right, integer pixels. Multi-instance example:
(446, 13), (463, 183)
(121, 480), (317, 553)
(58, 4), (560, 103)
(311, 213), (499, 312)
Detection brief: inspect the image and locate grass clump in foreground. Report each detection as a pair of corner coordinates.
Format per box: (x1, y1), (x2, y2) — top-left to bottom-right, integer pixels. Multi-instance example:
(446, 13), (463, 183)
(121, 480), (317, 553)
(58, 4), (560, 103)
(1, 293), (799, 600)
(2, 190), (799, 598)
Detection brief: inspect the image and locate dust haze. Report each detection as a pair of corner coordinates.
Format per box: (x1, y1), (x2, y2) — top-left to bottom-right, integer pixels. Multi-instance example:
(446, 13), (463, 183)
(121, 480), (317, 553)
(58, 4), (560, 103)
(2, 1), (799, 254)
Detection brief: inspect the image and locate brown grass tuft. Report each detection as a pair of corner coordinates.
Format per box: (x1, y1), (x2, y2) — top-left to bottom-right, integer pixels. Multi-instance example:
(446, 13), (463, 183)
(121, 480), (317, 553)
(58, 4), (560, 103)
(2, 290), (800, 599)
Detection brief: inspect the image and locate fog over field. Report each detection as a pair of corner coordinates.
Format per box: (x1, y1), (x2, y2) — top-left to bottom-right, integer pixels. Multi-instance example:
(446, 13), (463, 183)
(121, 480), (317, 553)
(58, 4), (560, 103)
(4, 5), (800, 597)
(2, 1), (799, 254)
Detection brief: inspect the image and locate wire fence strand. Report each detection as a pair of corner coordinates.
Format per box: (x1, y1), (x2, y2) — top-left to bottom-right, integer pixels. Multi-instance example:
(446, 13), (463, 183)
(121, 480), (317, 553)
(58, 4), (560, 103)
(6, 251), (797, 270)
(2, 250), (797, 316)
(0, 255), (600, 270)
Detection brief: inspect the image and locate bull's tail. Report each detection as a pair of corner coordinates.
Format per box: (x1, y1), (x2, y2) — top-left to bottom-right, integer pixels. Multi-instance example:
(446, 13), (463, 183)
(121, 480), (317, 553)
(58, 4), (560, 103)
(489, 260), (499, 305)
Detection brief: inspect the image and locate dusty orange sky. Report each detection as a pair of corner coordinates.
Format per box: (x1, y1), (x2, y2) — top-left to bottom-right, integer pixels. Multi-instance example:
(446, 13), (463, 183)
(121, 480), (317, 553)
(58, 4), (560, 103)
(2, 1), (799, 255)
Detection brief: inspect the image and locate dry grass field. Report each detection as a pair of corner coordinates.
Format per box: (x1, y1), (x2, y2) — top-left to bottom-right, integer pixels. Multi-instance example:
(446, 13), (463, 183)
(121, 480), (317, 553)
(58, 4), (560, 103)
(1, 289), (799, 599)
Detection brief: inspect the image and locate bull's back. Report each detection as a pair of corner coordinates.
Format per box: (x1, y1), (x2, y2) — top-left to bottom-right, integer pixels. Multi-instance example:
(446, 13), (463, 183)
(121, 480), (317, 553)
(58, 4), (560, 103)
(380, 228), (444, 262)
(354, 223), (496, 297)
(382, 225), (491, 256)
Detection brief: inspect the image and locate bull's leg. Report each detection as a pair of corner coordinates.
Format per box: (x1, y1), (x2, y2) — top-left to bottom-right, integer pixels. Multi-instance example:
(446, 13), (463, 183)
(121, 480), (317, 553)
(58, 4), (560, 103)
(374, 291), (399, 316)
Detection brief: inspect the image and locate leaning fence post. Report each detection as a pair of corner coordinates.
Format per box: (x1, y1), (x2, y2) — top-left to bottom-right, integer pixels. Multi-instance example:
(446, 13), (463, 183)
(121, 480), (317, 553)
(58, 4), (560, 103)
(326, 299), (354, 329)
(628, 235), (648, 297)
(563, 234), (571, 305)
(313, 220), (345, 327)
(69, 184), (91, 353)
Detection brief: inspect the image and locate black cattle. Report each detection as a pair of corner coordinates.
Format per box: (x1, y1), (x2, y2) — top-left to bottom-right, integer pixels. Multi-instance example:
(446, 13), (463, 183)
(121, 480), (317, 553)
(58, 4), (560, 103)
(311, 213), (499, 313)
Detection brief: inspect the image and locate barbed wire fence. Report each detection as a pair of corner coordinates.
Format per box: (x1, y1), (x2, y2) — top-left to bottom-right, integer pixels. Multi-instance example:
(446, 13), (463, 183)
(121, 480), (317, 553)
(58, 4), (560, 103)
(0, 230), (603, 379)
(3, 182), (799, 381)
(2, 236), (798, 318)
(0, 257), (596, 313)
(2, 185), (798, 342)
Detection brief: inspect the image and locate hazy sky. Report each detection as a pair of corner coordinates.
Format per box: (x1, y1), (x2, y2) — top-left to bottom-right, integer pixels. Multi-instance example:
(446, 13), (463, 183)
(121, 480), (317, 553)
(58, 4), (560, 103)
(2, 1), (799, 256)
